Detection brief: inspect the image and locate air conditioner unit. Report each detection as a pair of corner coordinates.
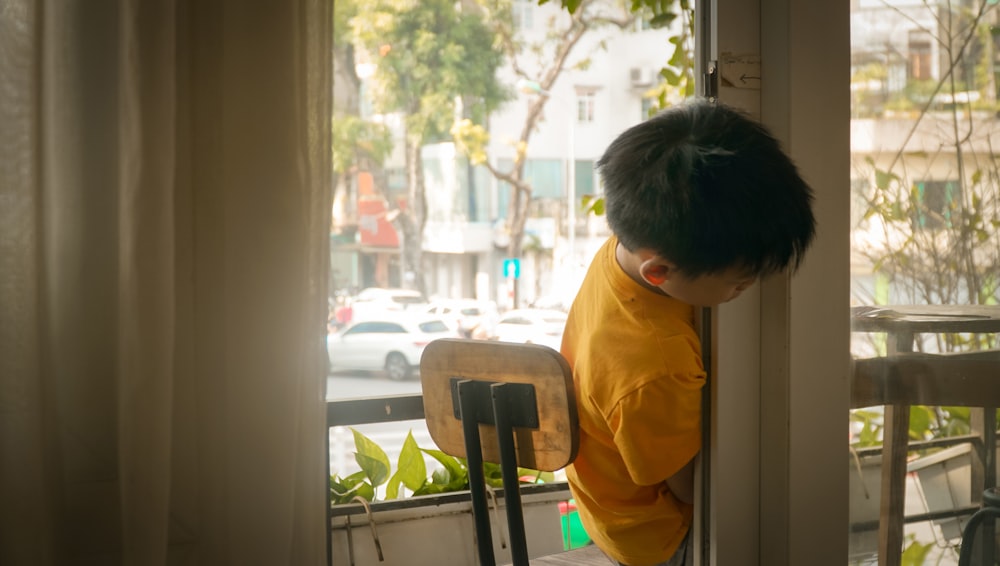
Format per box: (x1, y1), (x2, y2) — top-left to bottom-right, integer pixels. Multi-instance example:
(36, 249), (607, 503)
(629, 67), (653, 86)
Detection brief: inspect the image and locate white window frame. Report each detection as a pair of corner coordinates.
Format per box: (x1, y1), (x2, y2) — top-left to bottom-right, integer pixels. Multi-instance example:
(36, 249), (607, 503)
(698, 1), (851, 565)
(512, 0), (533, 30)
(576, 92), (595, 123)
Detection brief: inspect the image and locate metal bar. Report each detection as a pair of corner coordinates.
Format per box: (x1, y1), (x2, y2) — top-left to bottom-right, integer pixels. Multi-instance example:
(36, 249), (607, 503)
(849, 505), (980, 533)
(327, 420), (334, 566)
(698, 307), (712, 566)
(459, 380), (496, 566)
(326, 394), (424, 427)
(853, 434), (985, 458)
(329, 482), (572, 518)
(492, 383), (530, 566)
(982, 410), (997, 565)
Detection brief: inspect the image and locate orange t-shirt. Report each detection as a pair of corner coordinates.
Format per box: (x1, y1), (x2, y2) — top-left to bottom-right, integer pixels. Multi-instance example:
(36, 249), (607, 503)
(562, 236), (705, 566)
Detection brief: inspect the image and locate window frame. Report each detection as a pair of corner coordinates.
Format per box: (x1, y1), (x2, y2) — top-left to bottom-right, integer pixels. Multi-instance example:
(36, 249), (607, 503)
(703, 1), (851, 565)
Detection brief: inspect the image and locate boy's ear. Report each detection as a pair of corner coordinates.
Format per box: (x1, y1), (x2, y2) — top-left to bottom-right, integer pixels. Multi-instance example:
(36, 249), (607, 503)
(639, 258), (675, 286)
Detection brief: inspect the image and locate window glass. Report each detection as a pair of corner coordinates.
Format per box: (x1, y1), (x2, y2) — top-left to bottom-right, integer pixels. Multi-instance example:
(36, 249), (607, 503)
(329, 1), (694, 553)
(512, 0), (533, 30)
(391, 295), (427, 305)
(575, 159), (596, 196)
(418, 320), (450, 333)
(849, 1), (1000, 563)
(577, 93), (595, 123)
(344, 322), (374, 335)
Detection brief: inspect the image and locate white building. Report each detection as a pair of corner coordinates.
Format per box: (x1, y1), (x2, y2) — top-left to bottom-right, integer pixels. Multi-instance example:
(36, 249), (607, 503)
(335, 1), (680, 308)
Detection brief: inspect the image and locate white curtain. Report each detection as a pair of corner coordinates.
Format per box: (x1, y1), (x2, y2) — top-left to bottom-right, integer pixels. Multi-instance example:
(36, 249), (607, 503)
(0, 1), (332, 564)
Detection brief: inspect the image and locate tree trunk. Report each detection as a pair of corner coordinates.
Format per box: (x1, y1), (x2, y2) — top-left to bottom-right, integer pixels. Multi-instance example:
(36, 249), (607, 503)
(400, 134), (427, 297)
(505, 179), (532, 306)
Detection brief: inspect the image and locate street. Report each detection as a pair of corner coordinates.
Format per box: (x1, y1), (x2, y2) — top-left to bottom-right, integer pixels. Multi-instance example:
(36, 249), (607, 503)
(326, 370), (422, 401)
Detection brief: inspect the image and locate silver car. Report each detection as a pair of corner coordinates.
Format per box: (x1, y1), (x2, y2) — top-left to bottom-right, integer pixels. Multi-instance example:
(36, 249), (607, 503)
(326, 315), (457, 380)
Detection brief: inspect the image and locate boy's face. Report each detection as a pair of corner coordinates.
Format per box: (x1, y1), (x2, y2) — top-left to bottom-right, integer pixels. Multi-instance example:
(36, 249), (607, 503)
(654, 267), (757, 307)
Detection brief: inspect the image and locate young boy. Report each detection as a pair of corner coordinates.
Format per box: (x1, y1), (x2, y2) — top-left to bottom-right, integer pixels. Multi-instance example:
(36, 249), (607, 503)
(560, 99), (816, 566)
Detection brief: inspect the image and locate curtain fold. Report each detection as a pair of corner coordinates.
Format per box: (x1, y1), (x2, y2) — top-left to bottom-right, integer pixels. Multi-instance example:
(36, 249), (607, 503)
(0, 0), (332, 564)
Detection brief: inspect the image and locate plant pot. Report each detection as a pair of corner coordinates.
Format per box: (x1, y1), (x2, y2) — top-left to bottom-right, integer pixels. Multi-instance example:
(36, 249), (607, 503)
(330, 482), (571, 566)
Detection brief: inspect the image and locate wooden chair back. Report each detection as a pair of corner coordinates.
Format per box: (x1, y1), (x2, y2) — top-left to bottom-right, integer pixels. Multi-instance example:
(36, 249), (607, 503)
(420, 338), (578, 471)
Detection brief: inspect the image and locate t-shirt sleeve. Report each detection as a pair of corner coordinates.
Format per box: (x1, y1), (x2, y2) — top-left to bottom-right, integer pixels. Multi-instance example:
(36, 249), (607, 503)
(609, 371), (704, 486)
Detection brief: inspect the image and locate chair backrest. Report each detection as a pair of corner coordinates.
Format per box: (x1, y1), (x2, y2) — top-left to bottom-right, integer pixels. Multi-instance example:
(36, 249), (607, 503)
(420, 338), (578, 566)
(420, 338), (578, 471)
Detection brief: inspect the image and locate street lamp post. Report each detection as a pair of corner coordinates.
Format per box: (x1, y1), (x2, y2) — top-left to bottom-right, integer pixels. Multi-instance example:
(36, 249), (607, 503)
(516, 79), (577, 284)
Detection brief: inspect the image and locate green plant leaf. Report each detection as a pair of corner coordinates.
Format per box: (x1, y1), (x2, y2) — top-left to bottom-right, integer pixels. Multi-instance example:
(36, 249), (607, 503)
(874, 168), (899, 190)
(423, 448), (468, 485)
(431, 467), (452, 485)
(900, 538), (932, 566)
(413, 482), (450, 496)
(352, 428), (391, 487)
(331, 471), (376, 504)
(396, 432), (428, 491)
(908, 406), (933, 441)
(483, 462), (505, 488)
(385, 473), (404, 499)
(584, 196), (605, 216)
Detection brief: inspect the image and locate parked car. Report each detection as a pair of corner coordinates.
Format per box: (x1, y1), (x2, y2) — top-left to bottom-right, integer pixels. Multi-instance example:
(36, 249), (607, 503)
(424, 298), (499, 338)
(327, 315), (458, 380)
(491, 308), (569, 351)
(351, 287), (429, 322)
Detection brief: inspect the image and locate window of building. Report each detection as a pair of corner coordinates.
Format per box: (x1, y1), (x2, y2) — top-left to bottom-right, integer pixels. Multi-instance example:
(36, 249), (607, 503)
(912, 179), (960, 230)
(908, 30), (933, 80)
(576, 92), (595, 123)
(512, 0), (533, 30)
(575, 160), (595, 197)
(641, 97), (656, 120)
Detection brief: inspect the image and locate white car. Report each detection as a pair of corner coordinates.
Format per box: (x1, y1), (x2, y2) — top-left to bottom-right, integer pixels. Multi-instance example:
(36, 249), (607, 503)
(492, 308), (569, 351)
(327, 315), (458, 380)
(350, 287), (430, 322)
(424, 298), (499, 338)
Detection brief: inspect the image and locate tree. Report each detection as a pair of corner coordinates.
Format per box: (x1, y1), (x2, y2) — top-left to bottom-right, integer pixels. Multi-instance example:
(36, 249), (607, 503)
(351, 0), (509, 296)
(333, 0), (393, 260)
(455, 0), (694, 306)
(545, 0), (696, 111)
(852, 0), (1000, 356)
(452, 0), (640, 306)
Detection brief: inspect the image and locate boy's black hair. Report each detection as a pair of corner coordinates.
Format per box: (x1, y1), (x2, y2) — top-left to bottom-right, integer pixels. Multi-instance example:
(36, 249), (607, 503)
(596, 98), (816, 278)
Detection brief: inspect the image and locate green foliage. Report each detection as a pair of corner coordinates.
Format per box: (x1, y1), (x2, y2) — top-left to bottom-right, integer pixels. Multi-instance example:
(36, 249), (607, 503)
(351, 0), (510, 142)
(546, 0), (695, 219)
(333, 114), (392, 174)
(450, 119), (491, 166)
(581, 194), (604, 216)
(858, 152), (1000, 311)
(851, 405), (1000, 451)
(900, 536), (934, 566)
(850, 408), (884, 448)
(334, 0), (358, 49)
(331, 429), (555, 505)
(539, 0), (583, 13)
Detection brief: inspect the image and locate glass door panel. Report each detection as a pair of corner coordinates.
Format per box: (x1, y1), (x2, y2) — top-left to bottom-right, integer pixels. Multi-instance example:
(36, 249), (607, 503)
(849, 1), (1000, 564)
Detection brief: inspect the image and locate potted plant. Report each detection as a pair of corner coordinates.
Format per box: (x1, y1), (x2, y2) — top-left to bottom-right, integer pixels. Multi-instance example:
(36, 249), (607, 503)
(329, 429), (580, 566)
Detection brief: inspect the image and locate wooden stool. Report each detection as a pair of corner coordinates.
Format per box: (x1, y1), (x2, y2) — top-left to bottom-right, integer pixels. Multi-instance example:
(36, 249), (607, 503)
(420, 339), (579, 566)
